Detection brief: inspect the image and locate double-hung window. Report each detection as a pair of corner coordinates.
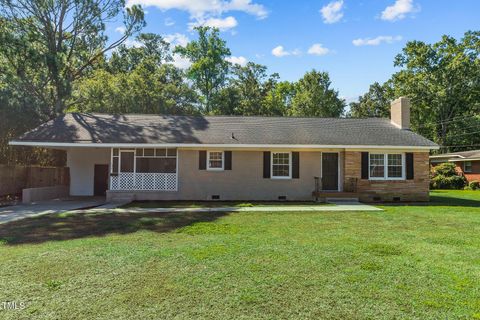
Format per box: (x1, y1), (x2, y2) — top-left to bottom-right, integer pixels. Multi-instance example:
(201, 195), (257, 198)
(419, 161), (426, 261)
(369, 154), (385, 178)
(207, 151), (224, 170)
(369, 153), (405, 180)
(464, 161), (472, 173)
(271, 152), (291, 179)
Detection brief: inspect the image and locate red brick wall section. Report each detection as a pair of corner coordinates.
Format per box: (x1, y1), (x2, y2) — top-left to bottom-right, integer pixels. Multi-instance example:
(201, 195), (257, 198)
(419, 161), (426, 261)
(455, 160), (480, 183)
(344, 151), (430, 202)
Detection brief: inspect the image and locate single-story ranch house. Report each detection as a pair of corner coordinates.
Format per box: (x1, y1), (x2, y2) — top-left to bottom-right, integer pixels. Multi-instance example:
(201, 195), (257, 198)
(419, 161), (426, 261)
(430, 150), (480, 182)
(10, 97), (438, 202)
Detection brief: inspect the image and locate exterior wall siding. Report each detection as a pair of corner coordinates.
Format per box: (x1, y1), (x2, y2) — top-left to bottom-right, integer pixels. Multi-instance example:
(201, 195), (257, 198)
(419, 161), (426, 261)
(110, 150), (324, 201)
(432, 160), (480, 183)
(103, 148), (431, 202)
(67, 148), (110, 196)
(454, 161), (480, 183)
(344, 151), (430, 202)
(63, 147), (432, 201)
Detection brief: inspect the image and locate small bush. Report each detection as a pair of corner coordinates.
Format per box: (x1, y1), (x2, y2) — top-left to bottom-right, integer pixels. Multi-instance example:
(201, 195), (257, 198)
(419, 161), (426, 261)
(430, 163), (466, 189)
(469, 180), (480, 190)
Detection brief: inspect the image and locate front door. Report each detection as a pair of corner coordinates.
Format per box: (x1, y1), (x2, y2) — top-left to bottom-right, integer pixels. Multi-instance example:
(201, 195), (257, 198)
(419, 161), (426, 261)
(322, 153), (339, 191)
(94, 164), (109, 196)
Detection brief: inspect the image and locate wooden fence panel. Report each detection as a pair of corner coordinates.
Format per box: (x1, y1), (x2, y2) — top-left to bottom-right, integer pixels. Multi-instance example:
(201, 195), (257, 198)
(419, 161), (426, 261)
(0, 165), (69, 196)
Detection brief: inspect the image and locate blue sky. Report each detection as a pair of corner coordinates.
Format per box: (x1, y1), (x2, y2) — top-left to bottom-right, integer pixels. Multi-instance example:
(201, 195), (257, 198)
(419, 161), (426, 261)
(109, 0), (480, 102)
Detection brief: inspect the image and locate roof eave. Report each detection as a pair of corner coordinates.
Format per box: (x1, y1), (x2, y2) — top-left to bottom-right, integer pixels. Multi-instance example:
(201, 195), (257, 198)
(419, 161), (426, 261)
(9, 140), (439, 150)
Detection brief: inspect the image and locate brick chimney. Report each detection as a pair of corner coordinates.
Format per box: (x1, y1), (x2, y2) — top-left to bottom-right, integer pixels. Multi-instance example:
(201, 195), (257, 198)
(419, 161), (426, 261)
(390, 97), (410, 130)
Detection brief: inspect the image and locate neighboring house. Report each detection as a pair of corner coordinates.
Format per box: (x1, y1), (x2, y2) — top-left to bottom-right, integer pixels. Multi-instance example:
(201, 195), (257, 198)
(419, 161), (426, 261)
(430, 150), (480, 182)
(10, 97), (438, 202)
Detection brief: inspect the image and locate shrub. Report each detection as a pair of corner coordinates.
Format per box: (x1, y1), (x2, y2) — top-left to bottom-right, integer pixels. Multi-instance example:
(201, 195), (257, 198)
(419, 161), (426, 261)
(469, 180), (480, 190)
(430, 163), (467, 190)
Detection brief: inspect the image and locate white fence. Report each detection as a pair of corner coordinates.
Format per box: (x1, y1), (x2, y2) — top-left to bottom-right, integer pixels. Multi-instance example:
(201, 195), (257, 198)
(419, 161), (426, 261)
(110, 173), (177, 191)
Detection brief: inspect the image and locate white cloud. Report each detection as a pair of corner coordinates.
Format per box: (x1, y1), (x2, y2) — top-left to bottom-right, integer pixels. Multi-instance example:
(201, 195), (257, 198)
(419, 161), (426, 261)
(126, 0), (267, 19)
(223, 0), (268, 19)
(172, 54), (192, 69)
(189, 16), (238, 31)
(291, 48), (302, 56)
(164, 17), (175, 26)
(164, 34), (191, 68)
(272, 45), (289, 57)
(164, 33), (190, 47)
(271, 45), (301, 57)
(115, 26), (126, 34)
(352, 35), (402, 46)
(307, 43), (330, 56)
(320, 0), (344, 24)
(124, 38), (144, 48)
(381, 0), (418, 21)
(226, 55), (248, 66)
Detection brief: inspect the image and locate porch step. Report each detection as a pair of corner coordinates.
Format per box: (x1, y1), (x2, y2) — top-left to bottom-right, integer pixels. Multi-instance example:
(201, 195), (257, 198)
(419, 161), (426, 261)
(111, 197), (134, 203)
(107, 193), (135, 203)
(325, 197), (359, 203)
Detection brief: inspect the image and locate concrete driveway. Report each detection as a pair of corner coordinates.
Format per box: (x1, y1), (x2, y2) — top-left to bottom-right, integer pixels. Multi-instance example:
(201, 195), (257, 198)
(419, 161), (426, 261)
(0, 197), (106, 224)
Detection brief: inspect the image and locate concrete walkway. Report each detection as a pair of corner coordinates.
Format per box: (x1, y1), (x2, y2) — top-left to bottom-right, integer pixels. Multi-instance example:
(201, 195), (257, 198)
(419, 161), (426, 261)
(73, 202), (382, 215)
(0, 197), (107, 224)
(0, 200), (381, 224)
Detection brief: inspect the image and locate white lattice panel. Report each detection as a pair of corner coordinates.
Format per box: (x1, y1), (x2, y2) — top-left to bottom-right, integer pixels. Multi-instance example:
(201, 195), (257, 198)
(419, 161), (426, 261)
(110, 176), (119, 190)
(110, 173), (177, 191)
(164, 173), (177, 191)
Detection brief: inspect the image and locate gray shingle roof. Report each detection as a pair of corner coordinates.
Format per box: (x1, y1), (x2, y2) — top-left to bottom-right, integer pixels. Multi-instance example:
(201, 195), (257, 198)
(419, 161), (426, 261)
(430, 149), (480, 159)
(13, 113), (438, 147)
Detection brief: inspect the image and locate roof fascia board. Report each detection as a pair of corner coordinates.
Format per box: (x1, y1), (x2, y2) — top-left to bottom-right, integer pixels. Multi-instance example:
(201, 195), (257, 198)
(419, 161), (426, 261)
(448, 158), (480, 162)
(9, 141), (439, 150)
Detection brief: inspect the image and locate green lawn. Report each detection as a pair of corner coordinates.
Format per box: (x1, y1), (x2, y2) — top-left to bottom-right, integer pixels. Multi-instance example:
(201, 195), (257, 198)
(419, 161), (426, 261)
(1, 190), (480, 319)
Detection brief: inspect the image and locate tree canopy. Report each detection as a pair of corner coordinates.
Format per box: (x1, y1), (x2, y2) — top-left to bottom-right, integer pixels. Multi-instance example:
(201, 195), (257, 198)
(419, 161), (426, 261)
(290, 70), (345, 117)
(174, 26), (231, 113)
(0, 1), (478, 165)
(349, 31), (480, 152)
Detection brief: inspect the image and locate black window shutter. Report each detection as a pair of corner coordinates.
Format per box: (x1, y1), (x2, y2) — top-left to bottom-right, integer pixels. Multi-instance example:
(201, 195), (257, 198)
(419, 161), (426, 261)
(263, 151), (271, 178)
(292, 152), (300, 179)
(224, 151), (232, 170)
(199, 151), (206, 170)
(361, 152), (369, 179)
(406, 153), (414, 180)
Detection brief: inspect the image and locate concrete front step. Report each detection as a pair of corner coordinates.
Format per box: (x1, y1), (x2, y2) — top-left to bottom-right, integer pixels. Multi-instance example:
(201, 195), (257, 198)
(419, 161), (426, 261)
(325, 197), (359, 202)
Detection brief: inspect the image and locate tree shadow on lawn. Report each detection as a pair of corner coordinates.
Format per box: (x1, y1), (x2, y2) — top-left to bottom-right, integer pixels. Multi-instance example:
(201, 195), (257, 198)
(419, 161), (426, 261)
(380, 194), (480, 208)
(0, 210), (230, 245)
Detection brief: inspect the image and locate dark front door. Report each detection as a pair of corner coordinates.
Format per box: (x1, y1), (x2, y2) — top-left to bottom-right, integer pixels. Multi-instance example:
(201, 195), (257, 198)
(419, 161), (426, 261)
(322, 153), (339, 191)
(94, 164), (109, 196)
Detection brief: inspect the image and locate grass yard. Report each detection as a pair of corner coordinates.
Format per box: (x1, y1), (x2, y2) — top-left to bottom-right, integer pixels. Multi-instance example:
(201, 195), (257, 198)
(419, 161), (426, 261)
(1, 190), (480, 319)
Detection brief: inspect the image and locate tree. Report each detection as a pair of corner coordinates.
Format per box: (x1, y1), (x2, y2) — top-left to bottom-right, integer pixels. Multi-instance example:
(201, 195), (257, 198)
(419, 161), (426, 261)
(72, 35), (198, 115)
(230, 62), (283, 115)
(289, 70), (345, 117)
(212, 62), (292, 116)
(430, 162), (466, 189)
(348, 82), (393, 118)
(263, 81), (295, 116)
(391, 31), (480, 147)
(108, 33), (172, 73)
(174, 26), (231, 113)
(0, 0), (144, 117)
